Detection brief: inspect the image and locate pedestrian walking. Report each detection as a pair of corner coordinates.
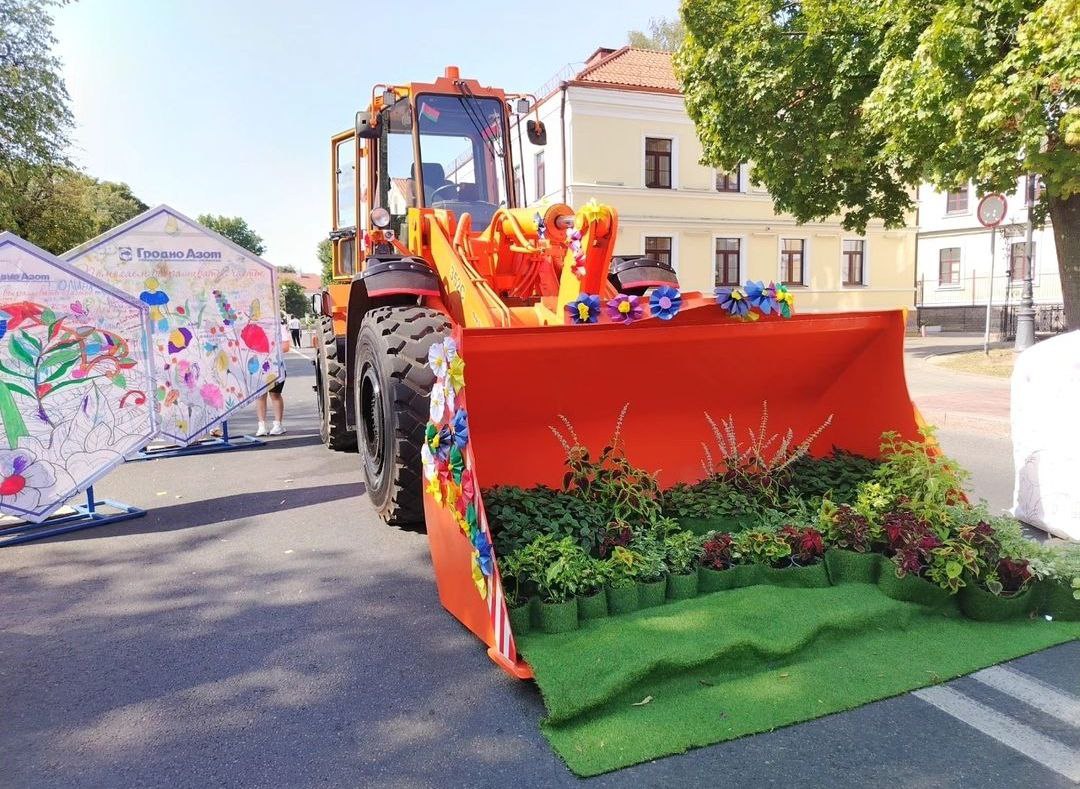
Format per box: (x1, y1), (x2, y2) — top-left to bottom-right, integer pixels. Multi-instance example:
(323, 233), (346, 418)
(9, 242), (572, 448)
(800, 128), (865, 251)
(255, 320), (290, 436)
(288, 314), (301, 347)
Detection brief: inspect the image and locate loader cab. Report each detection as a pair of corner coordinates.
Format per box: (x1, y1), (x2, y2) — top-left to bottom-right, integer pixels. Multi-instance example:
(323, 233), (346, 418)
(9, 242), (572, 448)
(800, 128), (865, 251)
(373, 92), (513, 238)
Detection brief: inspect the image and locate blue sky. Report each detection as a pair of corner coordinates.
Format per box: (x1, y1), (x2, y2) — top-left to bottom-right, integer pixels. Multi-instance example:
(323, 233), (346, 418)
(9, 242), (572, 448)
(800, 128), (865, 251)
(53, 0), (678, 272)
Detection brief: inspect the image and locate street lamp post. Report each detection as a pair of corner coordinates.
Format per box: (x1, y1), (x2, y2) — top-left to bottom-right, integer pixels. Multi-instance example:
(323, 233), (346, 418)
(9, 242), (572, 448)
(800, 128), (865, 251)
(1014, 176), (1037, 351)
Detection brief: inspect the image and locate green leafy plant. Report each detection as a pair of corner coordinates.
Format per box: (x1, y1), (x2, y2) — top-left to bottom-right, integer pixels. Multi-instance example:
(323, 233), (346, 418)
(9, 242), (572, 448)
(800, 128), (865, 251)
(819, 501), (876, 553)
(629, 535), (668, 582)
(732, 528), (792, 567)
(580, 555), (615, 596)
(549, 404), (663, 529)
(874, 429), (968, 529)
(663, 531), (703, 575)
(484, 485), (607, 556)
(607, 545), (644, 588)
(785, 450), (879, 505)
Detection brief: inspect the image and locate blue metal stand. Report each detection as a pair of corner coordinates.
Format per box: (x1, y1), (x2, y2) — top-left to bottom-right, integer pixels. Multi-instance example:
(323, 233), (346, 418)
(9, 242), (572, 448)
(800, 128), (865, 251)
(0, 486), (146, 547)
(128, 420), (264, 461)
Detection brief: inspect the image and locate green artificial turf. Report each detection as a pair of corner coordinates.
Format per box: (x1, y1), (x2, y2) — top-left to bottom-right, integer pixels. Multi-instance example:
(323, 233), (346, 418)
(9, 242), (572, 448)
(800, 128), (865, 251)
(516, 583), (1080, 777)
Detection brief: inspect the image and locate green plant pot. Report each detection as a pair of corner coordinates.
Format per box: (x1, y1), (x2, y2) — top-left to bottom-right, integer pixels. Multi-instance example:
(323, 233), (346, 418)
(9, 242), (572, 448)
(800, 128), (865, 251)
(959, 583), (1041, 622)
(508, 602), (531, 635)
(877, 567), (956, 612)
(698, 565), (732, 593)
(1041, 580), (1080, 621)
(607, 582), (639, 615)
(538, 598), (579, 634)
(824, 549), (882, 585)
(528, 595), (542, 628)
(761, 562), (831, 589)
(577, 589), (609, 621)
(637, 578), (667, 608)
(667, 571), (699, 600)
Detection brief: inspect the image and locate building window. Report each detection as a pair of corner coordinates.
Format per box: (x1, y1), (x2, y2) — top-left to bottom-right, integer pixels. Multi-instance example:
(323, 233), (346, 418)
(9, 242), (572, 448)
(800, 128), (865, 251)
(714, 238), (741, 286)
(780, 239), (805, 286)
(715, 168), (740, 192)
(534, 152), (545, 198)
(946, 188), (969, 214)
(645, 137), (672, 189)
(939, 247), (960, 285)
(842, 239), (866, 286)
(645, 236), (672, 266)
(1009, 242), (1035, 282)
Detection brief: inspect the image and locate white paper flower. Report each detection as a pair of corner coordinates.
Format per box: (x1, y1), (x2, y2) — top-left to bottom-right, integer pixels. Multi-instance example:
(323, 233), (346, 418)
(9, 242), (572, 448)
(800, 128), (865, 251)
(429, 379), (447, 423)
(421, 442), (436, 481)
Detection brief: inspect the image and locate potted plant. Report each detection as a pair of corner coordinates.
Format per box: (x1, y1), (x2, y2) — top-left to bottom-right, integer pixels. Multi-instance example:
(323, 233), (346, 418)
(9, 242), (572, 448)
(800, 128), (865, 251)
(577, 556), (614, 621)
(499, 551), (531, 635)
(960, 557), (1041, 621)
(698, 532), (737, 592)
(821, 503), (882, 584)
(633, 536), (669, 608)
(773, 525), (830, 587)
(535, 538), (588, 633)
(606, 546), (641, 615)
(664, 531), (703, 599)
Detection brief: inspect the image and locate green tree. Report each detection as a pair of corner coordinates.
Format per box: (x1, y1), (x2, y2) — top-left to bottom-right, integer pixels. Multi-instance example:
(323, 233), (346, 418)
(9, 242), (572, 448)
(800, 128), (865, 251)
(280, 279), (309, 319)
(677, 0), (1080, 328)
(197, 214), (266, 256)
(628, 16), (686, 50)
(276, 264), (297, 273)
(317, 237), (333, 285)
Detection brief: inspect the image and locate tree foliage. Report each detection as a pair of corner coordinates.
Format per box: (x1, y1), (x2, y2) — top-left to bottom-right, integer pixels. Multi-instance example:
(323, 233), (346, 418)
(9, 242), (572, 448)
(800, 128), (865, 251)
(677, 0), (1080, 327)
(196, 214), (266, 256)
(628, 16), (686, 51)
(317, 238), (333, 285)
(280, 279), (309, 319)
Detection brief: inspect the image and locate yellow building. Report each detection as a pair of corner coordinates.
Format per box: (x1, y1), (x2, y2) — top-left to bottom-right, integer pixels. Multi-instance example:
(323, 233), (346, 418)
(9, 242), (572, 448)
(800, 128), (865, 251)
(515, 48), (916, 311)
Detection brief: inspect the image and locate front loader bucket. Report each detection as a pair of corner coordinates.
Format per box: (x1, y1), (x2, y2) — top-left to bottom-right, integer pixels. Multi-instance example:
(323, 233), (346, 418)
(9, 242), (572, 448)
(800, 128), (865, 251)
(422, 305), (922, 677)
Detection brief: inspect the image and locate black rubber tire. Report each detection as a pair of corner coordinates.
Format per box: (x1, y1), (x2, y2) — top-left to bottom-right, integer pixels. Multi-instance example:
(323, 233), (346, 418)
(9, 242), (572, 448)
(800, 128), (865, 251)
(315, 315), (357, 452)
(355, 305), (450, 525)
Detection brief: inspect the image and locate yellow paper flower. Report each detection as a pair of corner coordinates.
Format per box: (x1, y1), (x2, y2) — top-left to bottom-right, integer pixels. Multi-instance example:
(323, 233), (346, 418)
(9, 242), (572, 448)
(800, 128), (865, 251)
(471, 552), (488, 598)
(448, 355), (465, 394)
(454, 509), (470, 537)
(444, 480), (460, 511)
(424, 476), (442, 504)
(580, 198), (605, 224)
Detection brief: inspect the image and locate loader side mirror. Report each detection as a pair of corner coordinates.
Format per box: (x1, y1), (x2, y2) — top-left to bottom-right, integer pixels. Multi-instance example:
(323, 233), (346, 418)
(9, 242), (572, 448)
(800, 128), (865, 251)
(527, 119), (547, 146)
(515, 97), (530, 114)
(310, 293), (322, 316)
(356, 111), (379, 139)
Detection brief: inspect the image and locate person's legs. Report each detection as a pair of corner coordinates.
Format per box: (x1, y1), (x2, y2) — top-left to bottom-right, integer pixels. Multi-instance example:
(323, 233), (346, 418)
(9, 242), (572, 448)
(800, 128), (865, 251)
(268, 382), (286, 434)
(290, 328), (300, 345)
(254, 393), (269, 436)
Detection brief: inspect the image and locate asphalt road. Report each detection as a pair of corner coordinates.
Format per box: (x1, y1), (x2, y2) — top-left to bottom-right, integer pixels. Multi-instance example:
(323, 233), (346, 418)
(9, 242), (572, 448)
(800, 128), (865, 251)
(1, 349), (1077, 788)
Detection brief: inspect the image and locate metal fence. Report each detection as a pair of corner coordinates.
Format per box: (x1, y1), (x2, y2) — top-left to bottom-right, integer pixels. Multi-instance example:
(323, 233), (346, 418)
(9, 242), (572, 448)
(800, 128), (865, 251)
(915, 273), (1067, 339)
(999, 304), (1068, 340)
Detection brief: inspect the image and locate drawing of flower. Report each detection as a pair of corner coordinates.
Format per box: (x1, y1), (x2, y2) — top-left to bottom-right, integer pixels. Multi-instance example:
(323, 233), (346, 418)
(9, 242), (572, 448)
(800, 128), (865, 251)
(0, 450), (57, 513)
(200, 383), (224, 409)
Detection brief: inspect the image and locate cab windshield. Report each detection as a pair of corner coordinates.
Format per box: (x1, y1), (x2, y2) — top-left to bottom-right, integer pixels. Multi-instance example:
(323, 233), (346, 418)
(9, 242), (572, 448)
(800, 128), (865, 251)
(414, 94), (509, 227)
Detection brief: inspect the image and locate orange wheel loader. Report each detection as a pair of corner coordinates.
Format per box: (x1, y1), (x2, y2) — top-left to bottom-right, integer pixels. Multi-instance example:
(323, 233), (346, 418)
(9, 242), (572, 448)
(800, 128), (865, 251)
(313, 68), (924, 676)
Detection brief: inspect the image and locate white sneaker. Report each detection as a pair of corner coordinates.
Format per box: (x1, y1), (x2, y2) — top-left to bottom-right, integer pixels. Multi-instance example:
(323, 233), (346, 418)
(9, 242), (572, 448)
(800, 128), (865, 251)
(255, 422), (268, 437)
(269, 422), (286, 436)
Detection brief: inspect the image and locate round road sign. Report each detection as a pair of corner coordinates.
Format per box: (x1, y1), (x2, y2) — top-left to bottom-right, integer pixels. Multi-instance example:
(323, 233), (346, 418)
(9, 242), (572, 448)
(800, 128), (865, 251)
(977, 194), (1008, 227)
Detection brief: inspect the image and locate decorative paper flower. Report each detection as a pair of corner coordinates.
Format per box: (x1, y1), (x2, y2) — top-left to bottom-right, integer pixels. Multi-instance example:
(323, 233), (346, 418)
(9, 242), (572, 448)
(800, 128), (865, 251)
(471, 552), (488, 598)
(775, 284), (795, 318)
(0, 450), (56, 513)
(580, 198), (605, 224)
(716, 286), (751, 317)
(534, 211), (546, 240)
(454, 508), (471, 537)
(449, 408), (469, 449)
(449, 444), (465, 484)
(744, 280), (779, 315)
(606, 294), (644, 324)
(429, 378), (447, 422)
(465, 501), (479, 538)
(447, 354), (465, 394)
(443, 479), (460, 511)
(459, 469), (475, 504)
(649, 286), (681, 320)
(424, 475), (442, 504)
(421, 442), (436, 481)
(566, 294), (600, 325)
(426, 337), (458, 380)
(472, 529), (494, 576)
(425, 422), (452, 461)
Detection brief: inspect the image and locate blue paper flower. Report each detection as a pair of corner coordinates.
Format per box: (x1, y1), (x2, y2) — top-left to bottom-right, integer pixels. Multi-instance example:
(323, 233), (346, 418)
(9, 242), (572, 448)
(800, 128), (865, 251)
(649, 286), (682, 320)
(472, 529), (493, 576)
(744, 280), (779, 315)
(425, 422), (453, 461)
(716, 286), (751, 317)
(566, 294), (601, 324)
(450, 408), (469, 449)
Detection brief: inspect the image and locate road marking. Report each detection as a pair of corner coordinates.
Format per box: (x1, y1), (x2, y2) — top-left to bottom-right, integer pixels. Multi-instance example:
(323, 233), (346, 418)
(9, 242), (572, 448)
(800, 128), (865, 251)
(913, 685), (1080, 782)
(972, 666), (1080, 728)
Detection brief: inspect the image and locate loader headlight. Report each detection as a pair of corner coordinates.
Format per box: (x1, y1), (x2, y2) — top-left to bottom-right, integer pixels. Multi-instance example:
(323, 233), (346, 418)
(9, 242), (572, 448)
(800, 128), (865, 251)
(370, 207), (391, 229)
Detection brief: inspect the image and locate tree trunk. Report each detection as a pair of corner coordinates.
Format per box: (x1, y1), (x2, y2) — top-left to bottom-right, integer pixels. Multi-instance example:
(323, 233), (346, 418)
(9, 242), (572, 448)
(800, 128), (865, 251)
(1049, 193), (1080, 330)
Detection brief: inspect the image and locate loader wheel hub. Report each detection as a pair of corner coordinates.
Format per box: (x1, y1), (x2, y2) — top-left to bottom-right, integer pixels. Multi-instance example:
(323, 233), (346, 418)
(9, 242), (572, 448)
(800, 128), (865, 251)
(359, 364), (384, 473)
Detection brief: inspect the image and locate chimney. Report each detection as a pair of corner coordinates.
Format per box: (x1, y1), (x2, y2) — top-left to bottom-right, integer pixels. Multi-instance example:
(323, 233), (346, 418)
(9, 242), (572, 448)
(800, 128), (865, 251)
(585, 47), (617, 67)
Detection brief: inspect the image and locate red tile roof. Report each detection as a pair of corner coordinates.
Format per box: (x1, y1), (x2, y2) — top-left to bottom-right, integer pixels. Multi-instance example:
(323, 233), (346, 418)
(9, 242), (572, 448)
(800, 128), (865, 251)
(571, 46), (680, 94)
(280, 271), (321, 292)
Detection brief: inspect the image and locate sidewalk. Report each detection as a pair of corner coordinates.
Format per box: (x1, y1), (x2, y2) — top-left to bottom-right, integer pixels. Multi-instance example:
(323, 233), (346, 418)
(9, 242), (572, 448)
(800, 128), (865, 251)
(903, 336), (1012, 438)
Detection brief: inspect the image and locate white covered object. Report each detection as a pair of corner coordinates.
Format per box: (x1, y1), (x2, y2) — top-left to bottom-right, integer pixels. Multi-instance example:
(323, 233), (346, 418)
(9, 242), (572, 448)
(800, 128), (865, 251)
(1012, 330), (1080, 540)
